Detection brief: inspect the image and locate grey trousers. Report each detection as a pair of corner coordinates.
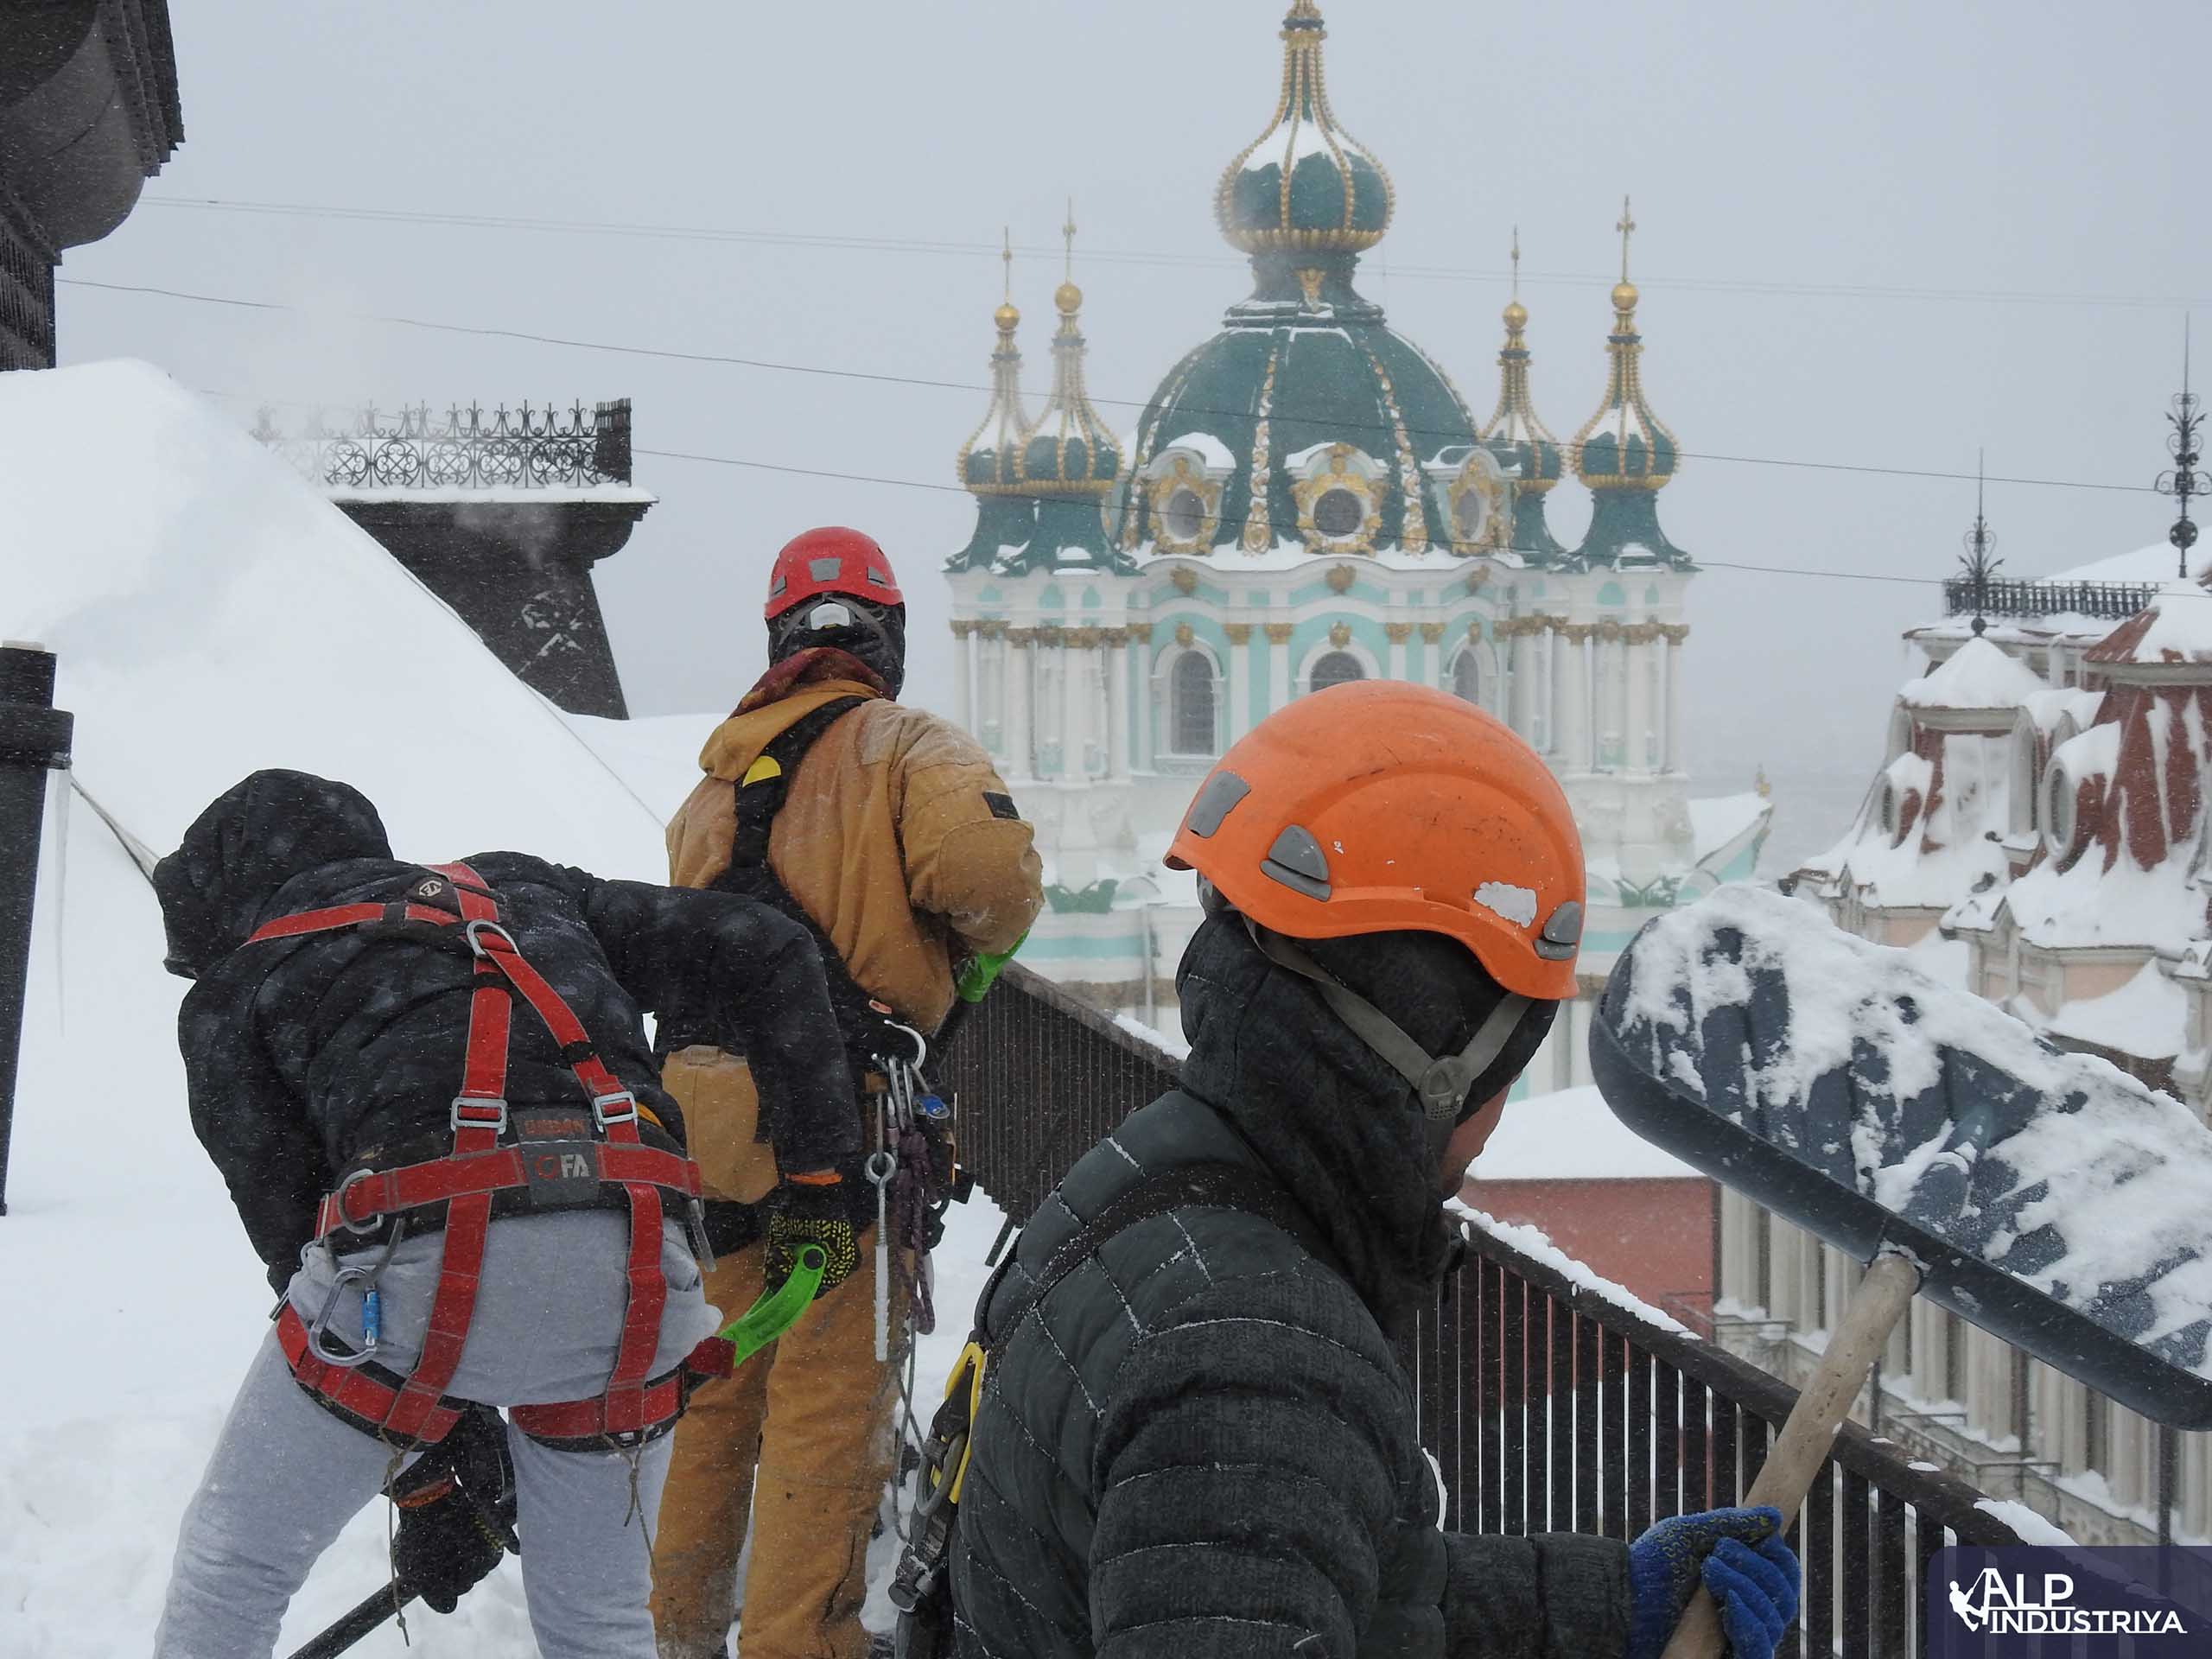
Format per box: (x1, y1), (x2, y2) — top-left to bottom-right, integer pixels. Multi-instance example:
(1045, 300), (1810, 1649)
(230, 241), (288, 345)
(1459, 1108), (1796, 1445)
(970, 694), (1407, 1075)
(154, 1211), (721, 1659)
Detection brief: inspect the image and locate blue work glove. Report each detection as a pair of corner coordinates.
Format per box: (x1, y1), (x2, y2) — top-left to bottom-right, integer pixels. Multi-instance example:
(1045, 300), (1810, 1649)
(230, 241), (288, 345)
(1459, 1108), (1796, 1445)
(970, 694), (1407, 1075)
(1627, 1505), (1800, 1659)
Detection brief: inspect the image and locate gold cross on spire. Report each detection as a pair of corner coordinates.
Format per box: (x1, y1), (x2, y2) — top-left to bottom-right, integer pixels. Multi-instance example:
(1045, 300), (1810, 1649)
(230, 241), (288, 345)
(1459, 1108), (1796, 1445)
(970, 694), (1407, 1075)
(1063, 200), (1077, 280)
(1510, 226), (1521, 300)
(1001, 226), (1013, 301)
(1617, 194), (1637, 282)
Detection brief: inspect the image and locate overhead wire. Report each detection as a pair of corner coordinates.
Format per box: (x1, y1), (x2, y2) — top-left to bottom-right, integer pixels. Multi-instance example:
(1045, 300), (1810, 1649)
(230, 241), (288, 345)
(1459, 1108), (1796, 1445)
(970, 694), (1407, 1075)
(69, 275), (2162, 499)
(132, 194), (2212, 313)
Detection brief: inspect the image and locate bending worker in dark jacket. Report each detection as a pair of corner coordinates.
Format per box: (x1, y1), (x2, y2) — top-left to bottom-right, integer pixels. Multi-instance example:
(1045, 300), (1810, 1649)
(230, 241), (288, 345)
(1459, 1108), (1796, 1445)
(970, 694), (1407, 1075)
(148, 770), (860, 1659)
(939, 686), (1800, 1658)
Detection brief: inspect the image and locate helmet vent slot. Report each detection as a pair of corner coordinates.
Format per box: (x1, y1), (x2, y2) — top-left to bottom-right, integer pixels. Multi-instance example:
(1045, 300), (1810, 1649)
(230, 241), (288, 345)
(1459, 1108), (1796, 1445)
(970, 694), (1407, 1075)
(1183, 770), (1252, 838)
(1261, 824), (1332, 900)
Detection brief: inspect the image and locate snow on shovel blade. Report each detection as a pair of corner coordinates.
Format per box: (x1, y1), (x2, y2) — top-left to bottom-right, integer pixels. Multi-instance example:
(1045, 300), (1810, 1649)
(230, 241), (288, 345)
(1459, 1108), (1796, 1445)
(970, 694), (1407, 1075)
(1589, 883), (2212, 1430)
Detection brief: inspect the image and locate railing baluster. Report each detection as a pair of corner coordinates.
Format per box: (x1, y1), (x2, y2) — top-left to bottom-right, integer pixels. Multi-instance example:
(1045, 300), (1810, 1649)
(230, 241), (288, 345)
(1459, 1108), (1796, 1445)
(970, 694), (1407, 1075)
(1682, 1376), (1710, 1513)
(1525, 1287), (1553, 1532)
(1875, 1487), (1907, 1659)
(1806, 1461), (1835, 1659)
(1603, 1327), (1628, 1541)
(1841, 1468), (1872, 1659)
(1653, 1357), (1681, 1522)
(1479, 1256), (1503, 1535)
(1573, 1309), (1599, 1533)
(1500, 1268), (1526, 1535)
(1549, 1288), (1574, 1531)
(1627, 1346), (1653, 1539)
(1456, 1263), (1488, 1534)
(1714, 1398), (1740, 1506)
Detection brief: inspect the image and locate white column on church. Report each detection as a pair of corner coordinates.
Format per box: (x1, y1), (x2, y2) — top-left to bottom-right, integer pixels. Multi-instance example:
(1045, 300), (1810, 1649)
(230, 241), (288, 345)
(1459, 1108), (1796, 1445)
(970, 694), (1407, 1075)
(1663, 624), (1687, 772)
(1060, 634), (1089, 782)
(950, 621), (974, 735)
(1108, 634), (1131, 779)
(1559, 623), (1592, 771)
(1227, 623), (1254, 740)
(1131, 626), (1154, 772)
(1547, 620), (1569, 760)
(1625, 627), (1652, 775)
(1507, 621), (1533, 736)
(1267, 623), (1293, 709)
(963, 623), (981, 733)
(1386, 621), (1408, 683)
(1004, 630), (1033, 779)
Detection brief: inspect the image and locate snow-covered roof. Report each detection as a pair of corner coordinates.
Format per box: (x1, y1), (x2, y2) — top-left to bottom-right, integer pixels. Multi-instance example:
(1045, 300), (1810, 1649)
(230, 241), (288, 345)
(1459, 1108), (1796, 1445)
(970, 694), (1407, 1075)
(1898, 635), (2047, 712)
(1798, 727), (2015, 912)
(0, 360), (667, 874)
(2048, 541), (2212, 586)
(2036, 959), (2188, 1061)
(2021, 687), (2105, 737)
(1470, 1084), (1700, 1181)
(2084, 581), (2212, 668)
(1688, 791), (1771, 868)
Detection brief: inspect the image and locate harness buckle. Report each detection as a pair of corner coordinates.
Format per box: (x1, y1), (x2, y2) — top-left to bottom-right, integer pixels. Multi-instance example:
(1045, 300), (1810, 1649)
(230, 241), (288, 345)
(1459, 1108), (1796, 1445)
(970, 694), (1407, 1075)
(450, 1096), (511, 1135)
(330, 1166), (386, 1236)
(592, 1090), (639, 1129)
(461, 918), (518, 960)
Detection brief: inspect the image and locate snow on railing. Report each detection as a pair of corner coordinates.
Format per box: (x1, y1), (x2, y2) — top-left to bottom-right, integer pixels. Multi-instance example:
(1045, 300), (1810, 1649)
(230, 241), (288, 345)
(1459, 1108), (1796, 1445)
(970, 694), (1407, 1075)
(251, 398), (634, 492)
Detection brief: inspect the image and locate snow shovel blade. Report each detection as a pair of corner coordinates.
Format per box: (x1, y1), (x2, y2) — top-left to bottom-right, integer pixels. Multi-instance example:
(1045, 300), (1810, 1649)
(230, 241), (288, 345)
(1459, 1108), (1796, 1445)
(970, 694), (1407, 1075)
(1588, 884), (2212, 1430)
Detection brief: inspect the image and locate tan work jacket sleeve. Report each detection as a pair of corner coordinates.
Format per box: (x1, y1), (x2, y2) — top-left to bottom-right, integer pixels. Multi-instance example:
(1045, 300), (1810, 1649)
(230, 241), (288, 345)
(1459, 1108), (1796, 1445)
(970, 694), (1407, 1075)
(895, 718), (1044, 958)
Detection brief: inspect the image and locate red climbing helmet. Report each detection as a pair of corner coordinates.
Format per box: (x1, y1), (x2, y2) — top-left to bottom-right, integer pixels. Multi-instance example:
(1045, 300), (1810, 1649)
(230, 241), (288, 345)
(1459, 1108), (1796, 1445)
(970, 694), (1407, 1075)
(765, 527), (905, 620)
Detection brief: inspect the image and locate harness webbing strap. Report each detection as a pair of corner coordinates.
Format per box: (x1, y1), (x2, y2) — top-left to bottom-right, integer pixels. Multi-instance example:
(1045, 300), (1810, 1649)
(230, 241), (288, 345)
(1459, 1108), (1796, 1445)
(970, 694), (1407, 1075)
(250, 859), (696, 1449)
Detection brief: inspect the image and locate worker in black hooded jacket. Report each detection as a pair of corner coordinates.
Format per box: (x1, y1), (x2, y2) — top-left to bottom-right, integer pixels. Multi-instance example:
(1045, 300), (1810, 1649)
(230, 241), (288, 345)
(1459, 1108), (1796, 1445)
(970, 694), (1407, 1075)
(148, 769), (862, 1659)
(931, 687), (1799, 1659)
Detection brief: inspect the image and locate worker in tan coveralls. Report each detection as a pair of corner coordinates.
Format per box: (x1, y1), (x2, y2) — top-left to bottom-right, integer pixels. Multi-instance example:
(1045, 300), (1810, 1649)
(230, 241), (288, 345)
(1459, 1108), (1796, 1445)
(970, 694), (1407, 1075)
(651, 526), (1044, 1659)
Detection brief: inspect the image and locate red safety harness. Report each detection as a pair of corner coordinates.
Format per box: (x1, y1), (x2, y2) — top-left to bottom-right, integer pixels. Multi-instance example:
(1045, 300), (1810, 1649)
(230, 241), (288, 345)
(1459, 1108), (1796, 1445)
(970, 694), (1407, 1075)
(254, 862), (732, 1451)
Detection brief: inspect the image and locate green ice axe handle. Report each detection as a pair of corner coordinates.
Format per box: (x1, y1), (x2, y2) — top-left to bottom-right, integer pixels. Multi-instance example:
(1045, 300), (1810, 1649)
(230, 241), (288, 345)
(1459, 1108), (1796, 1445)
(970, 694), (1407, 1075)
(956, 932), (1027, 1003)
(718, 1243), (827, 1370)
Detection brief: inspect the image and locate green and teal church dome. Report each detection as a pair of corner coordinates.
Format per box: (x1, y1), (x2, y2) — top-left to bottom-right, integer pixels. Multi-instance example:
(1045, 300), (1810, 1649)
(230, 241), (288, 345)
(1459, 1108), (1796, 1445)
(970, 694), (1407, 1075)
(1571, 200), (1690, 568)
(1480, 233), (1567, 561)
(1115, 1), (1505, 564)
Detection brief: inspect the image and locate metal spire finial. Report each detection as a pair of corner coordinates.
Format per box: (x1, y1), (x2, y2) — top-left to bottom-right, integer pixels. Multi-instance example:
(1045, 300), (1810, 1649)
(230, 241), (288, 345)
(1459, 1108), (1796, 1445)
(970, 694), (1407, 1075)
(1617, 195), (1637, 283)
(2158, 315), (2208, 582)
(1062, 200), (1077, 283)
(1510, 226), (1521, 301)
(1959, 448), (2002, 637)
(1001, 226), (1013, 302)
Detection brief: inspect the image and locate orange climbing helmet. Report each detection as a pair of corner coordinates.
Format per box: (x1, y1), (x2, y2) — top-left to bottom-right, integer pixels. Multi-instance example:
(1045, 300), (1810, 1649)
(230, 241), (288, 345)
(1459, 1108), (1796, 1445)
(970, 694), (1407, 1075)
(1165, 682), (1586, 1002)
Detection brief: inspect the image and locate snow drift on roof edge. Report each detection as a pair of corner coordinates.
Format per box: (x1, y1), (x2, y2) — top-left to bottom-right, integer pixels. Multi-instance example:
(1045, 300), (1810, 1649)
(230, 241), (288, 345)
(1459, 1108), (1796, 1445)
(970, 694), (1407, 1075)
(0, 360), (665, 879)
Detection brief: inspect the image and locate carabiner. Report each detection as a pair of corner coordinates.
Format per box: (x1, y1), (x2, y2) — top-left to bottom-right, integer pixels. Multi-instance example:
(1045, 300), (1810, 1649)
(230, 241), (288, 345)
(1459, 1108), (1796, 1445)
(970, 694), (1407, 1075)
(305, 1264), (384, 1369)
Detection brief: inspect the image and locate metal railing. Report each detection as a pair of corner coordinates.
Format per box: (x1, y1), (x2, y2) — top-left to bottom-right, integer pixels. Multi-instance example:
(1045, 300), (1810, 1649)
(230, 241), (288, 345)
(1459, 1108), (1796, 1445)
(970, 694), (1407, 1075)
(251, 398), (634, 491)
(1942, 575), (2158, 623)
(940, 964), (2030, 1653)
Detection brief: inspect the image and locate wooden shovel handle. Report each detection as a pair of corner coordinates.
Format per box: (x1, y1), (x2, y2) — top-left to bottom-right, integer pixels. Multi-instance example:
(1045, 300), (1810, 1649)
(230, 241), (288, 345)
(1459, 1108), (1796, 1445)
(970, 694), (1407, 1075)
(1660, 1249), (1921, 1659)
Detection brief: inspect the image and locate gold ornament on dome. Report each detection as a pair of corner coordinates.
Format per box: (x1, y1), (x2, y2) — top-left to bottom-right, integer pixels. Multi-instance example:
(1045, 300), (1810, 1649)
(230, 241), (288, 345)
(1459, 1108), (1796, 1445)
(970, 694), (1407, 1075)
(1328, 620), (1352, 649)
(1355, 344), (1428, 556)
(1242, 346), (1282, 553)
(1147, 454), (1223, 556)
(1174, 622), (1196, 648)
(1325, 564), (1357, 594)
(1292, 445), (1381, 556)
(1296, 268), (1326, 306)
(1170, 564), (1199, 595)
(1213, 0), (1396, 257)
(1445, 454), (1509, 556)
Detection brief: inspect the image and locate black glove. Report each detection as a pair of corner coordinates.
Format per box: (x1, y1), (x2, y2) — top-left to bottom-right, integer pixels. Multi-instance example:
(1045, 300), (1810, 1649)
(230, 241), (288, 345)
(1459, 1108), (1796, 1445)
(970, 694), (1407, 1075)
(391, 1405), (516, 1614)
(764, 1173), (861, 1300)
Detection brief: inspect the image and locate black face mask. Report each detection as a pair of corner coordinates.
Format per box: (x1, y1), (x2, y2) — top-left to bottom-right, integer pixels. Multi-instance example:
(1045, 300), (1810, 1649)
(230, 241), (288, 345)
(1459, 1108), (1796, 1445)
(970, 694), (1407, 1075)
(767, 595), (906, 697)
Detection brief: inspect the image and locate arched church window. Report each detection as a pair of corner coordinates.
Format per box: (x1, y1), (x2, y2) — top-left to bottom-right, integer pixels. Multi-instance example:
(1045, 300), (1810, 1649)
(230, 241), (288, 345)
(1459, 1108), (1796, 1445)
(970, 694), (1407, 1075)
(1164, 487), (1206, 543)
(1310, 652), (1364, 693)
(1452, 488), (1488, 543)
(1170, 652), (1218, 754)
(1452, 650), (1481, 704)
(1313, 488), (1365, 539)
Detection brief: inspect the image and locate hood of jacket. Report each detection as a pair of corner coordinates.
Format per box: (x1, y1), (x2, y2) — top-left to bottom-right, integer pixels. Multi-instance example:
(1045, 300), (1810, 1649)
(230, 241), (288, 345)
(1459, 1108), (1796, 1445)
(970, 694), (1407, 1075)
(697, 656), (887, 784)
(1175, 913), (1511, 1333)
(152, 770), (393, 979)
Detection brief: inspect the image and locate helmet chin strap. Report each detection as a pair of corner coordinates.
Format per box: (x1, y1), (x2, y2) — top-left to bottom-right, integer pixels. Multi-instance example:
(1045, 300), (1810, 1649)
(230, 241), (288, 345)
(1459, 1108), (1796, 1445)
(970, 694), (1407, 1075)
(1245, 919), (1532, 1162)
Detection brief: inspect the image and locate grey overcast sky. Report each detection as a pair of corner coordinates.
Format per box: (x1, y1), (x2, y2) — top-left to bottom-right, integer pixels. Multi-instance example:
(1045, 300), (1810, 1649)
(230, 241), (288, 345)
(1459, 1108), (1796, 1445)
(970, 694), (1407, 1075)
(55, 0), (2212, 867)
